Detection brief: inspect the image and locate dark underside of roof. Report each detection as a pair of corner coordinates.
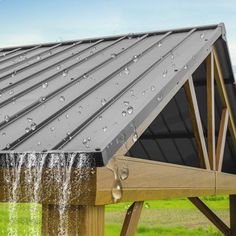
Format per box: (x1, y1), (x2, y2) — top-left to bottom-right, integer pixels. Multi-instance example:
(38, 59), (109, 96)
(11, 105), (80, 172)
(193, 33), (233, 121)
(0, 24), (235, 173)
(128, 38), (236, 174)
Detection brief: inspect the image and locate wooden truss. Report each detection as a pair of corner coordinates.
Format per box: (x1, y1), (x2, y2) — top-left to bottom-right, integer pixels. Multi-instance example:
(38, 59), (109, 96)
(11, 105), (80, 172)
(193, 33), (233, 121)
(0, 47), (236, 236)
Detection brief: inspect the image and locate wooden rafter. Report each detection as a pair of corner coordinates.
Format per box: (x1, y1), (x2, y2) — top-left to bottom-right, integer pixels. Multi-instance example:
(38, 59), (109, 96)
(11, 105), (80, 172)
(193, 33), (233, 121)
(206, 52), (216, 170)
(213, 47), (236, 151)
(184, 77), (210, 170)
(216, 108), (229, 172)
(120, 201), (144, 236)
(188, 197), (230, 235)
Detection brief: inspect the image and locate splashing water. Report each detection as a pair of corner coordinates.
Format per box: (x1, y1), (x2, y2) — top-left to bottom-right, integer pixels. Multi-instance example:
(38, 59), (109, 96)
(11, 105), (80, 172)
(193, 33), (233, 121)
(0, 151), (96, 235)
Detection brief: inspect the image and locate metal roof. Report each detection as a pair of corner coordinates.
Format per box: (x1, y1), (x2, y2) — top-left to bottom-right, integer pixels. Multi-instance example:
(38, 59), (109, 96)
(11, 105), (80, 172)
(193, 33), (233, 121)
(0, 23), (235, 169)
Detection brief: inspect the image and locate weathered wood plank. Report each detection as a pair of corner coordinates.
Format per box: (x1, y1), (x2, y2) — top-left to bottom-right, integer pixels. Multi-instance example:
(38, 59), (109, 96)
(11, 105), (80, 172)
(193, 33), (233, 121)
(184, 77), (210, 169)
(96, 156), (215, 205)
(120, 201), (144, 236)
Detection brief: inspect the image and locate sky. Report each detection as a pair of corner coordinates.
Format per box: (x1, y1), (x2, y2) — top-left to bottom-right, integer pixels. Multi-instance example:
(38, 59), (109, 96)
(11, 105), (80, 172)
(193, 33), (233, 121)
(0, 0), (236, 66)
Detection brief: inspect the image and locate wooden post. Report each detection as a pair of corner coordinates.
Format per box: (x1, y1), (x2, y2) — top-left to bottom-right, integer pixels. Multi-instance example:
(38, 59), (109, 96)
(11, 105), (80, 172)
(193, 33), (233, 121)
(206, 52), (216, 170)
(42, 204), (105, 236)
(120, 201), (144, 236)
(230, 195), (236, 236)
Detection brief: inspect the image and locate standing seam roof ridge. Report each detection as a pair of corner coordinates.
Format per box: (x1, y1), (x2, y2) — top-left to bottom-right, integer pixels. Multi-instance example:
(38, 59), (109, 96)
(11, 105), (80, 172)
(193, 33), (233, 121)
(0, 41), (83, 81)
(3, 30), (174, 150)
(0, 33), (150, 130)
(0, 39), (103, 93)
(0, 45), (41, 64)
(0, 48), (22, 58)
(0, 43), (62, 74)
(52, 28), (196, 150)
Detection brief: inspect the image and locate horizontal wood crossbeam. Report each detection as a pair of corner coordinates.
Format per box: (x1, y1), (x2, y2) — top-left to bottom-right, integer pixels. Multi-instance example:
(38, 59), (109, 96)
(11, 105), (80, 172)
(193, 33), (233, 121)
(188, 197), (230, 235)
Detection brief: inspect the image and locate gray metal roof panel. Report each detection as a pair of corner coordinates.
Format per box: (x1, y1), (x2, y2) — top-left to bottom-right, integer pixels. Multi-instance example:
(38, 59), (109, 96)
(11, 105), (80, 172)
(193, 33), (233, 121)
(0, 23), (235, 168)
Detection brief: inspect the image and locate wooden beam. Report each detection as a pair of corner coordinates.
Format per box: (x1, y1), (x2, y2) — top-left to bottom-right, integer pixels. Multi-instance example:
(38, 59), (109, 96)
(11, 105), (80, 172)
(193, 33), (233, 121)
(96, 156), (215, 205)
(120, 201), (144, 236)
(216, 108), (229, 172)
(188, 197), (230, 235)
(230, 195), (236, 236)
(42, 204), (105, 235)
(184, 77), (210, 169)
(213, 47), (236, 152)
(216, 172), (236, 195)
(206, 52), (216, 170)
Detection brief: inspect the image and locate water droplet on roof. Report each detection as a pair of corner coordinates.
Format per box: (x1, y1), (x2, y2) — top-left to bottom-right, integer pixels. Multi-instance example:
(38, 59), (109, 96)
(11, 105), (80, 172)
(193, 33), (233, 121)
(11, 71), (16, 77)
(99, 115), (103, 120)
(101, 98), (107, 106)
(56, 65), (61, 70)
(25, 127), (30, 133)
(157, 94), (163, 102)
(162, 69), (168, 78)
(42, 82), (48, 89)
(37, 141), (41, 146)
(50, 126), (55, 132)
(2, 132), (6, 136)
(9, 90), (14, 95)
(62, 70), (68, 77)
(184, 65), (188, 70)
(82, 138), (87, 145)
(39, 96), (46, 103)
(158, 41), (162, 47)
(133, 55), (139, 62)
(30, 122), (37, 131)
(6, 143), (10, 149)
(124, 67), (130, 75)
(132, 132), (138, 142)
(65, 114), (69, 119)
(59, 96), (65, 102)
(83, 74), (89, 79)
(200, 33), (205, 39)
(111, 53), (117, 58)
(102, 126), (108, 132)
(121, 110), (127, 117)
(4, 115), (10, 122)
(151, 85), (156, 91)
(37, 56), (41, 60)
(127, 106), (133, 115)
(123, 101), (129, 106)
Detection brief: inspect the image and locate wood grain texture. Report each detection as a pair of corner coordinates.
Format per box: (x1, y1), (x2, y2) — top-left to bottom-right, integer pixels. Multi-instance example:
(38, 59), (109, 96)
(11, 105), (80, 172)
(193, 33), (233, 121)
(216, 172), (236, 195)
(96, 156), (215, 205)
(184, 77), (210, 170)
(188, 197), (230, 235)
(213, 47), (236, 152)
(206, 52), (216, 170)
(42, 204), (104, 236)
(120, 201), (144, 236)
(216, 109), (229, 172)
